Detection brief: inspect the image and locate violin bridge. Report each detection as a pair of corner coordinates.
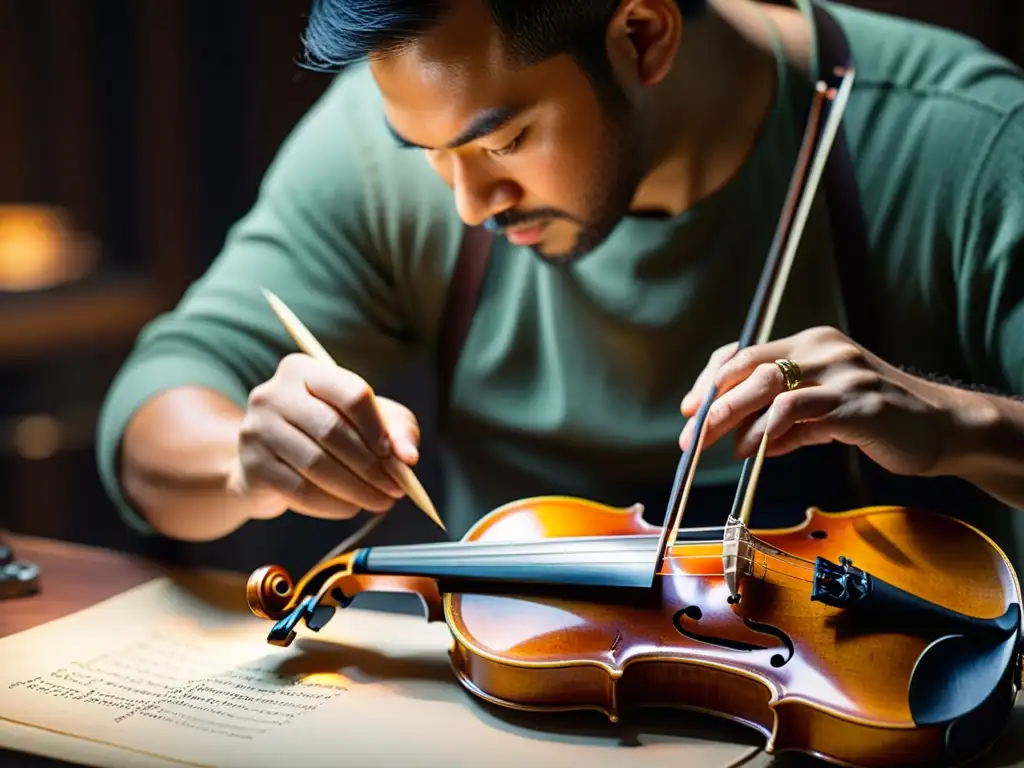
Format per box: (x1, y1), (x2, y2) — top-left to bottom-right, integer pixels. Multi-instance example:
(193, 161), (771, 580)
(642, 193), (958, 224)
(722, 515), (753, 604)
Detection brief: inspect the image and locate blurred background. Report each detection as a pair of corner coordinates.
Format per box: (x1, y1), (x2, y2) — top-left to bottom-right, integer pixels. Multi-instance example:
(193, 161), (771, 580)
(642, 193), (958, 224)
(1, 0), (1022, 578)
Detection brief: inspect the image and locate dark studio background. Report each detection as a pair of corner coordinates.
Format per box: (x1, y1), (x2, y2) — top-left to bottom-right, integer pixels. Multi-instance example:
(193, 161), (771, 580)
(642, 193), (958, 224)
(1, 0), (1022, 580)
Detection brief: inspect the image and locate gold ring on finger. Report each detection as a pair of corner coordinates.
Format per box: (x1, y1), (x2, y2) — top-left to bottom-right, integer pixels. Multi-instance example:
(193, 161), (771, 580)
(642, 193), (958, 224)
(774, 358), (802, 391)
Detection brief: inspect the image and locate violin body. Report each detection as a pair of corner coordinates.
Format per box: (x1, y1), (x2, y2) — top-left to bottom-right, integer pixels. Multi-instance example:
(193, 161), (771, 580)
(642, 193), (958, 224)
(248, 496), (1023, 768)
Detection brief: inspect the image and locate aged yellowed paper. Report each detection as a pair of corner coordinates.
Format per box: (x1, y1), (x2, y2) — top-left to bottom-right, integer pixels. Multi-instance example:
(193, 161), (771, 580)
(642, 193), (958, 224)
(0, 572), (768, 768)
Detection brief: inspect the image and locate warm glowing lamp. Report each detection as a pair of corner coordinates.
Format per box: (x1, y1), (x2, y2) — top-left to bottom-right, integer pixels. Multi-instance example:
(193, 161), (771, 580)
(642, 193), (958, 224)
(0, 205), (98, 292)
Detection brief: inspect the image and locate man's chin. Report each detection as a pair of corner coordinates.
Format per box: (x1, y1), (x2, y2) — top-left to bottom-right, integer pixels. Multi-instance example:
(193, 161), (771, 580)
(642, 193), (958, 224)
(526, 240), (583, 265)
(504, 213), (623, 263)
(516, 225), (588, 264)
(540, 225), (624, 264)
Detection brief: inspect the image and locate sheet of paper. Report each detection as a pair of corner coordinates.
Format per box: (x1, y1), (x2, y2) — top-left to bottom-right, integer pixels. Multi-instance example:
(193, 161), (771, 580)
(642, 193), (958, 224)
(0, 718), (183, 768)
(0, 572), (769, 768)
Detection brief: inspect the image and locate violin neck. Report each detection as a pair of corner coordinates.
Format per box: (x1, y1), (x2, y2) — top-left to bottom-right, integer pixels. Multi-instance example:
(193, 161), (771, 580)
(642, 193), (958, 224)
(350, 535), (662, 589)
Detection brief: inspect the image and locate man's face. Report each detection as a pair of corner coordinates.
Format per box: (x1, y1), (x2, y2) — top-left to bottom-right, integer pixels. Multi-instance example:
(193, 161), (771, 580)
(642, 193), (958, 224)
(369, 2), (652, 263)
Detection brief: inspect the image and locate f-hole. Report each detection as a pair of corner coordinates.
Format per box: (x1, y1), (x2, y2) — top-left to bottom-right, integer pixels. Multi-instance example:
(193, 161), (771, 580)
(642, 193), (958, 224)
(672, 605), (795, 667)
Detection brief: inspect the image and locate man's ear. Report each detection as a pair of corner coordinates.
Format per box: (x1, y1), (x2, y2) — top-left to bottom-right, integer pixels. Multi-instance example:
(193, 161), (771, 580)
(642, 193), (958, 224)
(606, 0), (683, 88)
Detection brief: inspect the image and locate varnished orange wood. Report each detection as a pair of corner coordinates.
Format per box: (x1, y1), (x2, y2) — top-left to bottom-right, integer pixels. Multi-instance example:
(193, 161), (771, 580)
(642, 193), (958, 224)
(247, 496), (1023, 767)
(247, 558), (442, 621)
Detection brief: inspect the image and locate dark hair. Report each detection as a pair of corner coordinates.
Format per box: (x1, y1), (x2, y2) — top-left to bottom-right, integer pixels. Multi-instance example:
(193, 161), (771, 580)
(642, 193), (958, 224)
(301, 0), (708, 90)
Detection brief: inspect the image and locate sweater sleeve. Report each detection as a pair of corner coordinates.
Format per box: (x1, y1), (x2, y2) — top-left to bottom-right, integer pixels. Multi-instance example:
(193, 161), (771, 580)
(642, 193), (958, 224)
(95, 73), (419, 535)
(953, 102), (1024, 398)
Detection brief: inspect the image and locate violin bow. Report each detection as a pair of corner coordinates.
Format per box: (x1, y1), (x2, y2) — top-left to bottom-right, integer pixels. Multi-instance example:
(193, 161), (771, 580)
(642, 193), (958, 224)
(653, 66), (856, 586)
(722, 70), (856, 599)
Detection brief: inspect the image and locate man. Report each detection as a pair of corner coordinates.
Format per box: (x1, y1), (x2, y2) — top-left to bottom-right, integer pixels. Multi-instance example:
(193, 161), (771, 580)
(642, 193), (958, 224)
(97, 0), (1024, 561)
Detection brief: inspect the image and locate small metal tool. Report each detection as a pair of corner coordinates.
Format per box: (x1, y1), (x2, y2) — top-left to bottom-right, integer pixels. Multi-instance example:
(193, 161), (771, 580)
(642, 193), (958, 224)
(0, 535), (41, 600)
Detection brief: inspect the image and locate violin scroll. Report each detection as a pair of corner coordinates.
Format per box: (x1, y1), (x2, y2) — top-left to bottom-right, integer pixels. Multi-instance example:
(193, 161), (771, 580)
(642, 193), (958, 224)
(247, 564), (298, 620)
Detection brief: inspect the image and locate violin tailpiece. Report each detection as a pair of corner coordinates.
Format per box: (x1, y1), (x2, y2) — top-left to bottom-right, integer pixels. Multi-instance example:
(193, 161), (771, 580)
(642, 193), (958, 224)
(811, 555), (1018, 642)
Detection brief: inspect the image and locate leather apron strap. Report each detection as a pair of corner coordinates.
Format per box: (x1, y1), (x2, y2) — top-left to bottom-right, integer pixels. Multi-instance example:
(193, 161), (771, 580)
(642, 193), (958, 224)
(436, 225), (494, 424)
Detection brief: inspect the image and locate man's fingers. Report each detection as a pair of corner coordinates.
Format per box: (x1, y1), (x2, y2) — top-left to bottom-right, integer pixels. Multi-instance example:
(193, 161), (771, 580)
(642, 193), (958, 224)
(733, 388), (840, 457)
(388, 430), (420, 465)
(699, 362), (788, 446)
(378, 398), (421, 465)
(249, 414), (399, 513)
(277, 393), (404, 498)
(764, 419), (837, 458)
(712, 340), (793, 393)
(303, 363), (392, 458)
(679, 418), (696, 451)
(241, 441), (365, 521)
(680, 341), (739, 416)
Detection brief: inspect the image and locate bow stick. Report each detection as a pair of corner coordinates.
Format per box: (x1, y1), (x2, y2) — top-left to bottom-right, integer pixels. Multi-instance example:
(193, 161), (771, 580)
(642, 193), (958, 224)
(721, 70), (855, 599)
(653, 66), (856, 586)
(733, 71), (856, 521)
(261, 288), (447, 534)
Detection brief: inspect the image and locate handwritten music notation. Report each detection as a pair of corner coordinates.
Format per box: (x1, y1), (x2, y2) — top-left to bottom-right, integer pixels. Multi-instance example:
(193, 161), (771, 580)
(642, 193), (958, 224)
(8, 632), (346, 741)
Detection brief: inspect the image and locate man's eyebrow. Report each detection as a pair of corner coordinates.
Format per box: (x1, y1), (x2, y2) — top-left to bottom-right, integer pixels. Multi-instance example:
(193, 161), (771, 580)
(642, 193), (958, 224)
(386, 107), (520, 150)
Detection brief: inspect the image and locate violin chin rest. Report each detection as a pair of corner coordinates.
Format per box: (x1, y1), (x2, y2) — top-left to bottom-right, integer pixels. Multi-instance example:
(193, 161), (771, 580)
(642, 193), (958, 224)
(908, 604), (1020, 728)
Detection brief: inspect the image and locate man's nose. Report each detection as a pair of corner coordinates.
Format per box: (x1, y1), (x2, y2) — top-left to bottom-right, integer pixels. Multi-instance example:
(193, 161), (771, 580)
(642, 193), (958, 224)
(451, 158), (519, 228)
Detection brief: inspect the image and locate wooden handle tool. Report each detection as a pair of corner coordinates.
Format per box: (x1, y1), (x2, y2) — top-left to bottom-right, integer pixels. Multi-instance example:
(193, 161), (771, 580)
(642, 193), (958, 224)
(261, 288), (446, 533)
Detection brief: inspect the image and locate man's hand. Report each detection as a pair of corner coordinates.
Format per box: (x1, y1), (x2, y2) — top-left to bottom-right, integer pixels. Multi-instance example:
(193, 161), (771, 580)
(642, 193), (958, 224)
(678, 326), (959, 478)
(226, 353), (420, 522)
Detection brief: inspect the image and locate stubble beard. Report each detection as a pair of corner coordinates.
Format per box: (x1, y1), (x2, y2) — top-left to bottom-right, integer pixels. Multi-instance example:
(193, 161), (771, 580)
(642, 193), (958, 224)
(535, 95), (649, 265)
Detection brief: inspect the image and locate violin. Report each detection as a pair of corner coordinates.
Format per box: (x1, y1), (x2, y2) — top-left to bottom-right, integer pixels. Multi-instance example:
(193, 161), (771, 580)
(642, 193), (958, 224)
(245, 67), (1024, 767)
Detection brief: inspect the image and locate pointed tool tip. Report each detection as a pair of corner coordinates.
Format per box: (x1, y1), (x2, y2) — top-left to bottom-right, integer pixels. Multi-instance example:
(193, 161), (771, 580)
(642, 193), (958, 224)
(389, 459), (448, 535)
(261, 288), (285, 312)
(415, 492), (448, 534)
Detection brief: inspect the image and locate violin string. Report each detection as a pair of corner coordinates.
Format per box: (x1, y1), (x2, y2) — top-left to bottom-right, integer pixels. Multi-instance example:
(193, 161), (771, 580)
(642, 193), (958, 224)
(316, 511), (387, 565)
(749, 539), (818, 568)
(654, 570), (808, 583)
(676, 535), (819, 570)
(304, 546), (817, 600)
(356, 545), (816, 571)
(656, 558), (814, 585)
(687, 540), (817, 574)
(355, 545), (819, 582)
(353, 531), (823, 577)
(669, 535), (819, 571)
(321, 522), (828, 563)
(358, 537), (722, 562)
(665, 549), (815, 577)
(352, 530), (822, 555)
